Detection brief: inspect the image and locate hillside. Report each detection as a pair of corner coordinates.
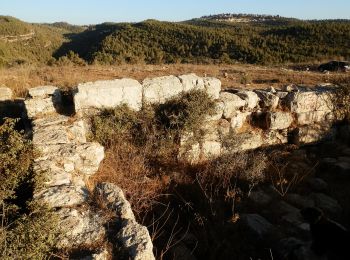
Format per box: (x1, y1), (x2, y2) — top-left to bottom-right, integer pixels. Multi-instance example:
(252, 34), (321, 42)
(0, 15), (350, 67)
(0, 16), (70, 66)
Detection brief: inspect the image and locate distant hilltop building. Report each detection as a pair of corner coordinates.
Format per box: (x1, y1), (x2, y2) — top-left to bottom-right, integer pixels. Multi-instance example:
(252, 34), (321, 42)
(200, 13), (292, 23)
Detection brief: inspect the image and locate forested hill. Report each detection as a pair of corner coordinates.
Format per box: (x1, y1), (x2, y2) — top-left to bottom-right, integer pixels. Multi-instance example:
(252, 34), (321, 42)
(0, 15), (349, 67)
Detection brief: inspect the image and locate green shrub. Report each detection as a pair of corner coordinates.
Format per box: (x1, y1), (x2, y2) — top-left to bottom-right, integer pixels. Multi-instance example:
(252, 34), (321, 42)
(0, 118), (58, 259)
(155, 90), (216, 138)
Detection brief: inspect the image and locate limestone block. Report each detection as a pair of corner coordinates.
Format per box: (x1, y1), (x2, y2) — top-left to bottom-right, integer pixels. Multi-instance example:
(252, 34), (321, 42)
(286, 90), (335, 113)
(266, 112), (293, 130)
(219, 92), (246, 119)
(236, 90), (260, 110)
(75, 79), (142, 111)
(36, 142), (105, 176)
(0, 87), (12, 101)
(142, 75), (183, 104)
(296, 110), (334, 125)
(254, 90), (279, 110)
(24, 86), (62, 118)
(178, 73), (205, 92)
(96, 183), (135, 221)
(35, 185), (87, 207)
(263, 130), (289, 145)
(204, 100), (224, 121)
(57, 208), (106, 249)
(230, 112), (251, 130)
(118, 219), (155, 260)
(201, 141), (222, 158)
(28, 86), (58, 98)
(203, 77), (221, 99)
(295, 124), (335, 144)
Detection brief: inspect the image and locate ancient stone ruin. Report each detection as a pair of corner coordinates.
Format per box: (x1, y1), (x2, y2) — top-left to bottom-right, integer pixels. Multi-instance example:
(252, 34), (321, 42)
(0, 74), (348, 259)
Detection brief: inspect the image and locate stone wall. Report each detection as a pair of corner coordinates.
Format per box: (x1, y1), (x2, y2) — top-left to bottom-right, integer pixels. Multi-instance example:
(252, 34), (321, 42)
(0, 74), (347, 259)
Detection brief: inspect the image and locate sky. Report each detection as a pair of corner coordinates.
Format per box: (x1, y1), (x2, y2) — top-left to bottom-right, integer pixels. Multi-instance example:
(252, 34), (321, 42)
(1, 0), (349, 25)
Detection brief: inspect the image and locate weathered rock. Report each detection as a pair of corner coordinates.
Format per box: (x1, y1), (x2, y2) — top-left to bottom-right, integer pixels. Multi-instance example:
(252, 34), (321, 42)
(255, 90), (279, 109)
(278, 238), (321, 260)
(204, 100), (224, 121)
(296, 110), (334, 125)
(294, 124), (335, 144)
(201, 140), (222, 158)
(249, 190), (272, 206)
(224, 132), (263, 152)
(178, 74), (205, 92)
(263, 130), (288, 145)
(266, 111), (293, 130)
(36, 142), (105, 176)
(75, 79), (143, 111)
(0, 87), (12, 101)
(230, 112), (251, 130)
(220, 92), (246, 119)
(235, 90), (260, 110)
(57, 208), (105, 249)
(306, 178), (328, 192)
(310, 193), (342, 215)
(286, 89), (334, 113)
(203, 77), (221, 99)
(275, 91), (289, 99)
(285, 194), (315, 209)
(142, 75), (183, 104)
(24, 86), (62, 118)
(178, 142), (201, 164)
(32, 118), (87, 145)
(240, 214), (273, 239)
(118, 219), (155, 260)
(96, 183), (135, 220)
(35, 185), (87, 207)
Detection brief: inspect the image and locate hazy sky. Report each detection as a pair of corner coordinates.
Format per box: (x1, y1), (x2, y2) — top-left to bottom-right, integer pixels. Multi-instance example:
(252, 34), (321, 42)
(1, 0), (349, 25)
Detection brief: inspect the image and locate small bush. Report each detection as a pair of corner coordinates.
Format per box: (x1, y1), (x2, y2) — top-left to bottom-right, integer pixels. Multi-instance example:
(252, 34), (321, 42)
(155, 89), (217, 139)
(0, 118), (58, 259)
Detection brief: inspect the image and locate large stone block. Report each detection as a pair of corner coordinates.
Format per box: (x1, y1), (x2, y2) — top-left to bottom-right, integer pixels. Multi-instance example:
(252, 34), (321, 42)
(142, 75), (183, 104)
(178, 73), (205, 92)
(230, 111), (251, 130)
(203, 77), (221, 99)
(296, 110), (334, 125)
(254, 90), (279, 110)
(236, 90), (260, 110)
(294, 124), (336, 144)
(0, 87), (12, 101)
(286, 89), (335, 113)
(266, 111), (294, 130)
(220, 92), (246, 119)
(24, 86), (62, 118)
(75, 79), (142, 111)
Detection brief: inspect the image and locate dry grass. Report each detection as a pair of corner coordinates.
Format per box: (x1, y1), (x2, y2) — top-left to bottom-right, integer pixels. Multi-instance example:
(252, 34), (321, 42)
(1, 63), (349, 97)
(90, 141), (165, 217)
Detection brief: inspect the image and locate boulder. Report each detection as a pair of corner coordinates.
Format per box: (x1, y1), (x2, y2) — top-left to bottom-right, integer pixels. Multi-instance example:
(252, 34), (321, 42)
(178, 74), (205, 92)
(203, 77), (221, 99)
(75, 79), (142, 111)
(57, 208), (105, 249)
(0, 87), (13, 101)
(142, 75), (183, 104)
(95, 183), (135, 220)
(310, 193), (342, 215)
(235, 90), (260, 110)
(219, 92), (246, 119)
(118, 219), (155, 260)
(266, 112), (293, 130)
(254, 90), (279, 109)
(240, 214), (273, 239)
(263, 130), (289, 145)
